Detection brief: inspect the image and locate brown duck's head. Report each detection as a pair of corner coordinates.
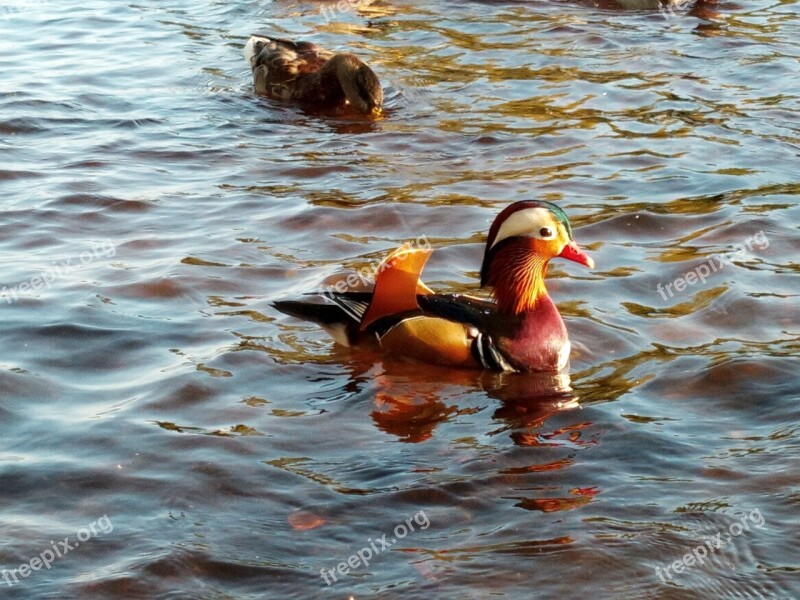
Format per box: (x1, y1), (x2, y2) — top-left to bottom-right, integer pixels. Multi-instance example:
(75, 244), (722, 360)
(332, 54), (383, 115)
(480, 200), (593, 314)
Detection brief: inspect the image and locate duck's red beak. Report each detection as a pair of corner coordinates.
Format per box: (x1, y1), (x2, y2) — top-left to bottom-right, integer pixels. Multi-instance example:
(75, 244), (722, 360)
(558, 241), (594, 269)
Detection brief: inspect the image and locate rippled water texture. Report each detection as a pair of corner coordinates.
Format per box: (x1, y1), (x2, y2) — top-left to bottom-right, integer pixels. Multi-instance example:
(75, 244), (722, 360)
(1, 0), (799, 598)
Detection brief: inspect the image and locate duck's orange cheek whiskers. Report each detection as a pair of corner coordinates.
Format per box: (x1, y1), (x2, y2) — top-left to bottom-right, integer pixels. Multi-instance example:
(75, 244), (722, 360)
(558, 241), (594, 269)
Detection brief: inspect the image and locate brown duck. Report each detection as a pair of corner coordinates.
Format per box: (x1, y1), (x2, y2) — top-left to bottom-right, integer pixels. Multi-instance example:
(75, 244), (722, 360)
(243, 35), (383, 115)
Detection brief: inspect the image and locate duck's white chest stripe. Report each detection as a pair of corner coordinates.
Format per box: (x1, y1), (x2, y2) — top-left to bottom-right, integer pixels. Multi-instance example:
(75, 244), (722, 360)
(474, 332), (516, 372)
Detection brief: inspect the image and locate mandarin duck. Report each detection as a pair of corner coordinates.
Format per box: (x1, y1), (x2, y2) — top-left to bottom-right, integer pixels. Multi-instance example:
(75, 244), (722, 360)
(243, 35), (383, 115)
(273, 201), (594, 373)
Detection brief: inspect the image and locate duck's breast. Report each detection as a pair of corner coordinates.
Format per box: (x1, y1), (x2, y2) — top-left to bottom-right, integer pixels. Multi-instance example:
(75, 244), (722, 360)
(496, 295), (570, 372)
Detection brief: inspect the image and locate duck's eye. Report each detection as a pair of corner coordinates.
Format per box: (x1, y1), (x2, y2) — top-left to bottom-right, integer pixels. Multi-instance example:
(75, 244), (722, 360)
(539, 227), (554, 239)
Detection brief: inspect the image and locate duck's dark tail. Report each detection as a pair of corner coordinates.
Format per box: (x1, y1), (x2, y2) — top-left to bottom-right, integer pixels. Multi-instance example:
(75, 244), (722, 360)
(272, 296), (369, 347)
(244, 34), (309, 68)
(272, 299), (353, 326)
(243, 35), (270, 68)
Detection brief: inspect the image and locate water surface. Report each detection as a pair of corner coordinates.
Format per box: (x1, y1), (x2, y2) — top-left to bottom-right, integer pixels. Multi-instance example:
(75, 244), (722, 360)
(1, 0), (799, 598)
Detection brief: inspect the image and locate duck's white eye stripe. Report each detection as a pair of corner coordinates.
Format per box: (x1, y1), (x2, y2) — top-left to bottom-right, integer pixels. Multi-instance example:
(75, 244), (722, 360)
(490, 207), (557, 249)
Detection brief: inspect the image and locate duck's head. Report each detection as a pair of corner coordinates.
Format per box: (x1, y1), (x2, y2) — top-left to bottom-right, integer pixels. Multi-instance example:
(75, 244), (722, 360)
(331, 54), (383, 115)
(480, 200), (593, 314)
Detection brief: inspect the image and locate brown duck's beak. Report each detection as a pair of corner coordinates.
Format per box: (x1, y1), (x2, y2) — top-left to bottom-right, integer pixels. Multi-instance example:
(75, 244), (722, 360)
(558, 241), (594, 269)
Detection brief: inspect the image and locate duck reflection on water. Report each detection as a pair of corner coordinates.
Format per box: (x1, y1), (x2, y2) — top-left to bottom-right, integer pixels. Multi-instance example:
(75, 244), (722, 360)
(329, 359), (580, 444)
